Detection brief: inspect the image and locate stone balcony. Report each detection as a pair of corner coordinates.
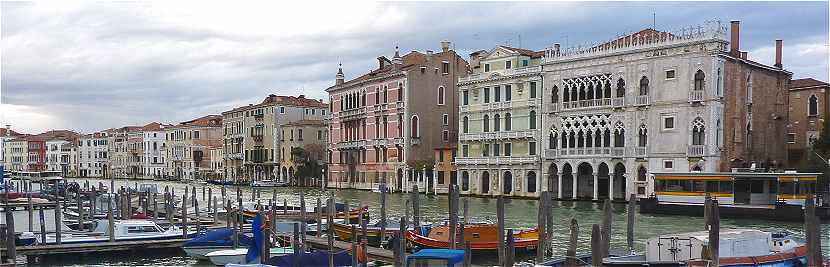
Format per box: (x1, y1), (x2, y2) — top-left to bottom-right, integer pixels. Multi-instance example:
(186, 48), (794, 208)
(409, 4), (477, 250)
(561, 98), (612, 111)
(459, 130), (537, 141)
(689, 90), (704, 102)
(334, 140), (367, 150)
(635, 146), (647, 158)
(687, 145), (705, 157)
(634, 95), (650, 107)
(455, 156), (537, 165)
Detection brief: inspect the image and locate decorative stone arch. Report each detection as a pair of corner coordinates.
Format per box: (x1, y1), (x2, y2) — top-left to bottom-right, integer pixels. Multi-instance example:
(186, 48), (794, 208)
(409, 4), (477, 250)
(561, 163), (574, 199)
(481, 171), (490, 194)
(691, 117), (706, 146)
(527, 171), (537, 193)
(597, 162), (611, 199)
(613, 162), (627, 200)
(503, 171), (513, 195)
(547, 163), (559, 194)
(576, 162), (594, 199)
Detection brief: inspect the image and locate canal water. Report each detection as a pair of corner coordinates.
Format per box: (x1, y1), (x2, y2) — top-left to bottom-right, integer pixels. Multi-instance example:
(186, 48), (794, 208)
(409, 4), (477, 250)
(27, 178), (829, 266)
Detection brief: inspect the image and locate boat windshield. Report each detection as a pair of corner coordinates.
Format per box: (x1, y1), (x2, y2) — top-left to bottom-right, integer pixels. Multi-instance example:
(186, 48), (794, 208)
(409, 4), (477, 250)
(127, 225), (162, 234)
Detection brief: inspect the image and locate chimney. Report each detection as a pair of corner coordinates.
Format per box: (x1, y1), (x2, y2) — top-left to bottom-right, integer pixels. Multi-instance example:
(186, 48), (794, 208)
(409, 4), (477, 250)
(441, 40), (450, 53)
(426, 50), (433, 56)
(730, 20), (740, 55)
(377, 57), (386, 69)
(5, 125), (9, 137)
(775, 39), (783, 68)
(740, 51), (747, 60)
(298, 95), (305, 99)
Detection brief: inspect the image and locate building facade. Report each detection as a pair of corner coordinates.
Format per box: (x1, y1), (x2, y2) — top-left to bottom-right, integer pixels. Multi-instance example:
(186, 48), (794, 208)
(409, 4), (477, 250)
(166, 115), (223, 180)
(279, 120), (328, 185)
(77, 132), (109, 177)
(107, 126), (141, 178)
(786, 78), (830, 167)
(5, 138), (28, 172)
(221, 94), (327, 183)
(142, 123), (169, 178)
(456, 45), (544, 197)
(327, 42), (469, 192)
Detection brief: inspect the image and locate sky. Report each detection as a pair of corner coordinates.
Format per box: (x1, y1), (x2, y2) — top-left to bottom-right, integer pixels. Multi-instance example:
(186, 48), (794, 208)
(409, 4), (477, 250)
(2, 1), (828, 134)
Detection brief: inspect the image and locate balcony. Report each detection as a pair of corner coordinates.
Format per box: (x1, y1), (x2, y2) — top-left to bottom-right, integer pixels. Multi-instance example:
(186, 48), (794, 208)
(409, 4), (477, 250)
(634, 95), (650, 106)
(459, 130), (537, 141)
(455, 156), (537, 165)
(612, 97), (625, 108)
(334, 140), (367, 150)
(544, 149), (558, 158)
(548, 103), (560, 113)
(635, 146), (647, 158)
(458, 66), (542, 83)
(339, 107), (367, 118)
(689, 90), (704, 102)
(611, 147), (626, 158)
(687, 145), (705, 157)
(561, 98), (613, 111)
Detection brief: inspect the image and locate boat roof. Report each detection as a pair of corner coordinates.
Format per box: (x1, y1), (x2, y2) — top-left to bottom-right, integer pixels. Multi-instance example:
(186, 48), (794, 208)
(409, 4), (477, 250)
(407, 249), (465, 264)
(655, 229), (769, 243)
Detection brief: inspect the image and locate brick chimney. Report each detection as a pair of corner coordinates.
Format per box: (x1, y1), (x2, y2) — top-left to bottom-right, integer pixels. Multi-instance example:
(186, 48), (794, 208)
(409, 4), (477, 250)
(775, 39), (783, 68)
(730, 20), (740, 56)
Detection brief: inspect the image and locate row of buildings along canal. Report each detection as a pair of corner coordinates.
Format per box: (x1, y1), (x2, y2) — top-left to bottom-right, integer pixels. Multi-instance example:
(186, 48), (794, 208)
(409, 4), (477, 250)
(3, 20), (829, 203)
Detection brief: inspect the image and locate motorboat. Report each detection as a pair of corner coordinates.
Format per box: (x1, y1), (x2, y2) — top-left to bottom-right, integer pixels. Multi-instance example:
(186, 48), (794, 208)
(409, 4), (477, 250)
(205, 247), (293, 266)
(250, 179), (289, 188)
(603, 229), (808, 267)
(182, 228), (253, 259)
(264, 250), (352, 266)
(332, 218), (401, 247)
(406, 223), (539, 251)
(26, 219), (197, 245)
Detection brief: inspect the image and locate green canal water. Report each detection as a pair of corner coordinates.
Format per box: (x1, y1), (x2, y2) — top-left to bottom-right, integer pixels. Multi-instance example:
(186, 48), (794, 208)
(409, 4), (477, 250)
(27, 178), (829, 266)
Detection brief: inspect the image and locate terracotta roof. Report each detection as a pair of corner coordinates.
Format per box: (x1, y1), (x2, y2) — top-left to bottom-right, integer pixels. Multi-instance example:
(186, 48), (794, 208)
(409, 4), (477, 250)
(27, 130), (80, 142)
(0, 128), (23, 137)
(499, 46), (544, 58)
(178, 115), (222, 128)
(790, 78), (829, 89)
(141, 122), (173, 131)
(330, 50), (440, 90)
(260, 94), (327, 108)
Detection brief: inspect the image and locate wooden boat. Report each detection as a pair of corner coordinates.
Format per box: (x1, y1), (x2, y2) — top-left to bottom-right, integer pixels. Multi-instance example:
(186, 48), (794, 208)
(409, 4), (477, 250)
(603, 229), (808, 267)
(331, 219), (400, 247)
(406, 224), (539, 251)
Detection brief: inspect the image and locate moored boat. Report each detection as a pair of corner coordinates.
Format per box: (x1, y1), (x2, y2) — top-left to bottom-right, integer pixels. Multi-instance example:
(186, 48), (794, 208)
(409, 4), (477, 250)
(406, 249), (465, 267)
(182, 228), (253, 259)
(331, 218), (400, 247)
(29, 219), (197, 245)
(205, 247), (293, 266)
(406, 223), (539, 251)
(250, 179), (289, 188)
(603, 229), (808, 267)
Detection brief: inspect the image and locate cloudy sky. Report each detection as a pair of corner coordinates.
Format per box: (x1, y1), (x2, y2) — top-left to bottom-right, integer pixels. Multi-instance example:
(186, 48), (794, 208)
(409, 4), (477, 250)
(2, 1), (828, 134)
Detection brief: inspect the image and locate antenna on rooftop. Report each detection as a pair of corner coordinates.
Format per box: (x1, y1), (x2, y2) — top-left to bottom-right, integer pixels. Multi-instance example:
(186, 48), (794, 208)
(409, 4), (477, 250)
(652, 12), (656, 30)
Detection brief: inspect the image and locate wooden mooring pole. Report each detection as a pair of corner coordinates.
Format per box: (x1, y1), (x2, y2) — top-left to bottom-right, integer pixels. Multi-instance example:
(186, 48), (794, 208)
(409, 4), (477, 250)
(627, 193), (636, 253)
(565, 218), (578, 266)
(4, 192), (17, 263)
(496, 196), (505, 267)
(591, 224), (602, 266)
(601, 199), (612, 259)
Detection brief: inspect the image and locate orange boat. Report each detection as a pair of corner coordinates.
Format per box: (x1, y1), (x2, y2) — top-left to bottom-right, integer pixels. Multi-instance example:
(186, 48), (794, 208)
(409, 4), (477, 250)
(406, 224), (539, 251)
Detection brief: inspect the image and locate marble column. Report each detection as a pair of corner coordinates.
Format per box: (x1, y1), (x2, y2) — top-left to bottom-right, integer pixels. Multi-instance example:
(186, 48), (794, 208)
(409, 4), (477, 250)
(557, 171), (564, 199)
(592, 172), (599, 200)
(572, 172), (578, 199)
(609, 172), (615, 200)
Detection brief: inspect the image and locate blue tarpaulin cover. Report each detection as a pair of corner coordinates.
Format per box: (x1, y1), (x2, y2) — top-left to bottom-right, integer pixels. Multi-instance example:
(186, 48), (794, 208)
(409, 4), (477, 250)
(265, 250), (352, 267)
(408, 249), (465, 265)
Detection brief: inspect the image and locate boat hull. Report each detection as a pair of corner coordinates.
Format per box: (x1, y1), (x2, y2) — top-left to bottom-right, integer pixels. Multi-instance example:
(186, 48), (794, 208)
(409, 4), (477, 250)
(605, 246), (809, 267)
(639, 196), (830, 221)
(332, 222), (396, 247)
(406, 225), (539, 251)
(206, 247), (293, 266)
(183, 246), (234, 260)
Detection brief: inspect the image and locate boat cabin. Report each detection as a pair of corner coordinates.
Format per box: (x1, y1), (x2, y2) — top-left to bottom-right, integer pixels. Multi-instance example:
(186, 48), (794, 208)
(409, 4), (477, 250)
(652, 171), (819, 206)
(645, 229), (772, 262)
(92, 220), (167, 237)
(12, 171), (63, 182)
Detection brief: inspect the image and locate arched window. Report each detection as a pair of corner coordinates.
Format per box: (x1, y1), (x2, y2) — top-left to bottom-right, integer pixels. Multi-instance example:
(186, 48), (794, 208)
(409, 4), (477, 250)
(577, 130), (585, 148)
(578, 84), (586, 101)
(586, 83), (594, 100)
(527, 171), (537, 193)
(614, 122), (625, 147)
(411, 116), (420, 137)
(481, 171), (490, 194)
(462, 116), (469, 133)
(716, 68), (722, 96)
(568, 132), (576, 148)
(504, 113), (512, 131)
(692, 118), (705, 145)
(529, 111), (537, 129)
(561, 131), (568, 148)
(616, 78), (625, 97)
(552, 86), (559, 103)
(483, 115), (490, 132)
(637, 166), (647, 181)
(638, 124), (647, 147)
(563, 85), (570, 102)
(493, 114), (501, 132)
(462, 171), (469, 191)
(694, 70), (705, 91)
(809, 95), (818, 116)
(716, 119), (722, 147)
(639, 76), (649, 96)
(549, 132), (558, 149)
(437, 86), (445, 105)
(604, 81), (612, 99)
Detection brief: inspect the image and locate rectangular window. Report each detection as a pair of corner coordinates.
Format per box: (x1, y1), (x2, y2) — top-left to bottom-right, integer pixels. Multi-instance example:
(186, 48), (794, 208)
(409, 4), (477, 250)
(663, 117), (675, 130)
(493, 143), (501, 156)
(505, 85), (512, 101)
(484, 88), (490, 103)
(442, 114), (449, 125)
(663, 160), (674, 170)
(462, 145), (469, 157)
(463, 90), (469, 105)
(442, 62), (449, 74)
(504, 143), (512, 156)
(484, 64), (490, 72)
(482, 144), (490, 157)
(298, 129), (304, 141)
(439, 150), (445, 162)
(494, 86), (501, 102)
(666, 70), (676, 79)
(442, 130), (449, 142)
(522, 59), (528, 67)
(530, 82), (537, 98)
(279, 107), (285, 114)
(787, 133), (796, 144)
(437, 171), (446, 184)
(529, 141), (537, 155)
(505, 60), (512, 69)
